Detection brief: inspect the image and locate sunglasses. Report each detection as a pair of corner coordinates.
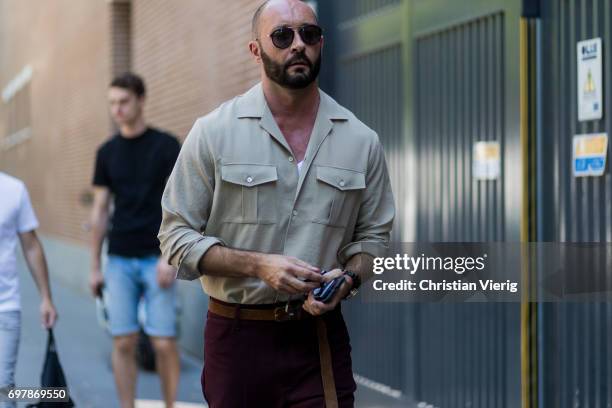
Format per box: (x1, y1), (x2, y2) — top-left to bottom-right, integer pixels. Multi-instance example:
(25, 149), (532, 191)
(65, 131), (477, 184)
(268, 24), (323, 49)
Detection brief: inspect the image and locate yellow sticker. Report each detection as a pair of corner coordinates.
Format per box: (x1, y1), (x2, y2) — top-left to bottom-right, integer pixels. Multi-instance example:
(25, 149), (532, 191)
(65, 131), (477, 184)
(573, 133), (608, 177)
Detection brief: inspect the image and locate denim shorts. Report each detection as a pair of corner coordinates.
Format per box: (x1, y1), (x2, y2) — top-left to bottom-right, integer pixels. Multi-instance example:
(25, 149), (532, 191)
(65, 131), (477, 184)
(104, 255), (177, 337)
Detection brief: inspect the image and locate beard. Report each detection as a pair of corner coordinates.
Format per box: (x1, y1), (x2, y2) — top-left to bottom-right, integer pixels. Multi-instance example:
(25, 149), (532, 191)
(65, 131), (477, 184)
(260, 48), (321, 89)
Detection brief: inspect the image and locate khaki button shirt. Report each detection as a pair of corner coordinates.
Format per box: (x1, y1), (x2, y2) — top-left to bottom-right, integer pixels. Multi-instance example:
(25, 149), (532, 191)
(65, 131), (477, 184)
(159, 82), (395, 304)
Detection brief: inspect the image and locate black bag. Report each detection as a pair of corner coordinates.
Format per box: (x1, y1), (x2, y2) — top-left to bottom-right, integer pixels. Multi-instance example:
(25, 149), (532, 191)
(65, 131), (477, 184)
(26, 329), (75, 407)
(136, 327), (156, 372)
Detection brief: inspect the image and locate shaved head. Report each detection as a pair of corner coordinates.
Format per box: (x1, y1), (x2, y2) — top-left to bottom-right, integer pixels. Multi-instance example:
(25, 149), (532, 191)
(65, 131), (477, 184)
(251, 0), (318, 39)
(251, 1), (269, 39)
(249, 0), (323, 89)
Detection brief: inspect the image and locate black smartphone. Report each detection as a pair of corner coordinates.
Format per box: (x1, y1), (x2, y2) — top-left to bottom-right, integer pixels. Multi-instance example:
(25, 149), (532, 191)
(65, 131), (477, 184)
(312, 274), (345, 303)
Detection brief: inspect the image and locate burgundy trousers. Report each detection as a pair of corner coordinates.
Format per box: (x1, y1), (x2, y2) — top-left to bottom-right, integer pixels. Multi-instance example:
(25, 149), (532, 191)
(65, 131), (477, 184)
(202, 305), (357, 407)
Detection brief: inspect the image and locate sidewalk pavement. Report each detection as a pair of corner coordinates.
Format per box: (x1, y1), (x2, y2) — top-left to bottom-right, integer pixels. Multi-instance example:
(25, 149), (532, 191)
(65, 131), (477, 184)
(14, 259), (206, 408)
(14, 257), (408, 408)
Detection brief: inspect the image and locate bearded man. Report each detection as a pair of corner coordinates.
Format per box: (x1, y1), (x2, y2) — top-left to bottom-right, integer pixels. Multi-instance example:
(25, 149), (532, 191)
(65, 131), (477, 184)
(159, 1), (395, 406)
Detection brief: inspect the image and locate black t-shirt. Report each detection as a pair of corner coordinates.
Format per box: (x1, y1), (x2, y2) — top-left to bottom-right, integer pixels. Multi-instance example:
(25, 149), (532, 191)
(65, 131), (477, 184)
(93, 127), (181, 257)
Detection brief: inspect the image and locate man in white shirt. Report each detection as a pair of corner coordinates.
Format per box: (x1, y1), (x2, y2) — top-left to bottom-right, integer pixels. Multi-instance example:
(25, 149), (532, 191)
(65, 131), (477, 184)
(0, 172), (57, 408)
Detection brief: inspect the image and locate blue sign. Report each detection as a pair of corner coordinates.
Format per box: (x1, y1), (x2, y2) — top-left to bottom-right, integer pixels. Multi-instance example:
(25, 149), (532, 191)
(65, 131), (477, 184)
(573, 133), (608, 177)
(574, 157), (605, 172)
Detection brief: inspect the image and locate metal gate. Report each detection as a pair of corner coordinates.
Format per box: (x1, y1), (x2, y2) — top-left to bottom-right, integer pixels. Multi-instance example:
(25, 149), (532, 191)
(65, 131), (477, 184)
(324, 0), (525, 406)
(538, 0), (612, 406)
(411, 1), (522, 406)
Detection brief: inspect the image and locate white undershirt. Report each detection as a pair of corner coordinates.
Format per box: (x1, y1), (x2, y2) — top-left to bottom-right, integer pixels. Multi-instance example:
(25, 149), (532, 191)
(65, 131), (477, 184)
(297, 160), (305, 175)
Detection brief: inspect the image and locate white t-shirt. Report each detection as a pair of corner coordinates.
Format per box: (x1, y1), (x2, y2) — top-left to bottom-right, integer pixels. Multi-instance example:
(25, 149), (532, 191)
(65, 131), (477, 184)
(297, 160), (305, 175)
(0, 172), (39, 312)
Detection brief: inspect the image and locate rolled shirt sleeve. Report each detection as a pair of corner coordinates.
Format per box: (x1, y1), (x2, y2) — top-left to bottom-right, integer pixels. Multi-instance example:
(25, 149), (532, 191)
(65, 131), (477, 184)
(337, 138), (395, 265)
(158, 119), (226, 280)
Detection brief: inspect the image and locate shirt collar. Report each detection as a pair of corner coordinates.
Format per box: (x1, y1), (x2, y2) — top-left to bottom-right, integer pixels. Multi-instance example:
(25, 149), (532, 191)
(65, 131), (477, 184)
(235, 82), (350, 121)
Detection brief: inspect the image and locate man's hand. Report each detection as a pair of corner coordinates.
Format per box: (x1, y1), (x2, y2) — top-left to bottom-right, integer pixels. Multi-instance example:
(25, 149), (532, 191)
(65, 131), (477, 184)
(90, 267), (104, 297)
(254, 254), (323, 295)
(302, 268), (353, 316)
(40, 298), (57, 329)
(157, 259), (177, 288)
(90, 186), (110, 297)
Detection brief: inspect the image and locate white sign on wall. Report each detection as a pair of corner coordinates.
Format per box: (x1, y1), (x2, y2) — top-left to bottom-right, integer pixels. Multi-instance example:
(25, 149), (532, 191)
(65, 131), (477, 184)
(577, 38), (603, 121)
(473, 141), (501, 180)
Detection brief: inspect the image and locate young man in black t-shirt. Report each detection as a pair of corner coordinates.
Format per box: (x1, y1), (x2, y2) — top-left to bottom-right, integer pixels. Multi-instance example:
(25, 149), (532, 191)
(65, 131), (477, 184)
(90, 73), (181, 408)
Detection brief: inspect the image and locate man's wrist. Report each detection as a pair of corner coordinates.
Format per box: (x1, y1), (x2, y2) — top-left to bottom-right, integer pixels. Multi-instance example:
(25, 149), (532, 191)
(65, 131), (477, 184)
(244, 251), (263, 278)
(342, 270), (361, 300)
(343, 270), (361, 290)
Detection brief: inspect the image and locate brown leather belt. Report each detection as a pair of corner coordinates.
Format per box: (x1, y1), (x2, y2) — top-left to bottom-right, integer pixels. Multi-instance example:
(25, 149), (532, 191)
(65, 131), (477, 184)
(209, 297), (311, 322)
(208, 298), (339, 408)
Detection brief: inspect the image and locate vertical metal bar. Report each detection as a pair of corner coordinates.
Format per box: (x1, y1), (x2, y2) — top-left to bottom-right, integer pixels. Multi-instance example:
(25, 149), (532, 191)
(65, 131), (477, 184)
(424, 39), (433, 239)
(456, 22), (466, 402)
(558, 3), (569, 406)
(496, 13), (505, 241)
(535, 8), (549, 407)
(496, 14), (505, 403)
(450, 26), (457, 242)
(605, 0), (612, 245)
(519, 16), (536, 408)
(472, 17), (478, 242)
(604, 1), (612, 405)
(441, 28), (448, 241)
(416, 39), (424, 242)
(591, 0), (602, 242)
(560, 4), (569, 406)
(437, 31), (444, 241)
(569, 0), (578, 243)
(590, 0), (602, 392)
(457, 24), (466, 244)
(486, 16), (494, 242)
(478, 16), (485, 241)
(428, 34), (435, 241)
(491, 14), (499, 241)
(466, 21), (473, 242)
(423, 36), (430, 240)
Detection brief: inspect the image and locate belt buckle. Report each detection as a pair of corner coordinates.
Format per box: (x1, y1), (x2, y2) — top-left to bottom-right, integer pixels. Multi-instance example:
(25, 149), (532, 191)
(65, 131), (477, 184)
(274, 302), (300, 322)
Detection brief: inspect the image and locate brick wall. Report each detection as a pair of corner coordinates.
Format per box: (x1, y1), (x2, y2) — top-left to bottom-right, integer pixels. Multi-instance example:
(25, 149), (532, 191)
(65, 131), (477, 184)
(0, 0), (112, 244)
(111, 2), (132, 76)
(131, 0), (261, 140)
(0, 0), (264, 243)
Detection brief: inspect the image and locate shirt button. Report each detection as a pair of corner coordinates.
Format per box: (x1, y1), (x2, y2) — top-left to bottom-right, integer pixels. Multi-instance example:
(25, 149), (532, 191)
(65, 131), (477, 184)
(288, 157), (294, 162)
(246, 176), (253, 183)
(339, 179), (346, 187)
(292, 209), (298, 216)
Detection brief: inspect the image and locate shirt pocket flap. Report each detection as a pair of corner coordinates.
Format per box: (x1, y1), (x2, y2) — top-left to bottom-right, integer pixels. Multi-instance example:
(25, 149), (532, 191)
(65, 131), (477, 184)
(221, 164), (278, 187)
(316, 166), (366, 191)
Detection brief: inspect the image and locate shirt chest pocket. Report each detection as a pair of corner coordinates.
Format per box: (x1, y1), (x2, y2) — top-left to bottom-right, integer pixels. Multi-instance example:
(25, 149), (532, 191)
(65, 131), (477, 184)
(220, 164), (278, 224)
(313, 166), (366, 228)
